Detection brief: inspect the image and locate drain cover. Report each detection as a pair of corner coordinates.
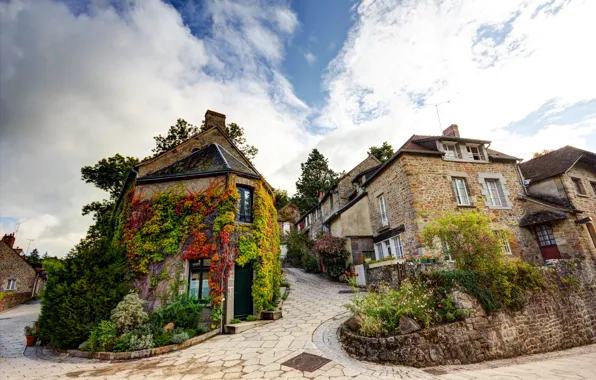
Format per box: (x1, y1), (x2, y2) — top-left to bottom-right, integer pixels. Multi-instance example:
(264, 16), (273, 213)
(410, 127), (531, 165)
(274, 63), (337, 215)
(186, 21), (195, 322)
(423, 368), (448, 376)
(282, 352), (331, 372)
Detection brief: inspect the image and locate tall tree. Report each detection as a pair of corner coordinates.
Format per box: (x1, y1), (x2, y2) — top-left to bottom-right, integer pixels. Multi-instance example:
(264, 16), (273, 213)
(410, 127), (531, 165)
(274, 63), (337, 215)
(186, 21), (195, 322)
(81, 154), (140, 199)
(292, 149), (340, 213)
(368, 141), (394, 163)
(274, 189), (290, 210)
(200, 121), (259, 162)
(26, 248), (42, 266)
(152, 119), (199, 156)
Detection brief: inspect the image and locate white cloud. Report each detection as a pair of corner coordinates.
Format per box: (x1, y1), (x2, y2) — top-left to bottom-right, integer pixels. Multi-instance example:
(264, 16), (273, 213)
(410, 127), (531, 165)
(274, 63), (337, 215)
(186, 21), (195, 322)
(304, 51), (317, 66)
(0, 0), (313, 256)
(316, 0), (596, 170)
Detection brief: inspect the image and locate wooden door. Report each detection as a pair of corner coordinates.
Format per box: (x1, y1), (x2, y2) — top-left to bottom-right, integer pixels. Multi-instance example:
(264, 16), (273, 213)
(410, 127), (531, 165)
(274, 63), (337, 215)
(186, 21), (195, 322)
(234, 264), (253, 320)
(535, 223), (561, 260)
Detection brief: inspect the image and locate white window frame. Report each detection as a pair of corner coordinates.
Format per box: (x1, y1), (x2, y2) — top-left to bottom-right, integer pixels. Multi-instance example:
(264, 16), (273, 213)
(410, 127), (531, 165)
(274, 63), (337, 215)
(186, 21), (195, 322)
(451, 177), (471, 205)
(378, 194), (388, 227)
(375, 243), (383, 260)
(7, 279), (16, 291)
(496, 231), (513, 255)
(466, 144), (485, 161)
(383, 240), (393, 258)
(443, 142), (460, 159)
(485, 178), (507, 207)
(391, 235), (405, 259)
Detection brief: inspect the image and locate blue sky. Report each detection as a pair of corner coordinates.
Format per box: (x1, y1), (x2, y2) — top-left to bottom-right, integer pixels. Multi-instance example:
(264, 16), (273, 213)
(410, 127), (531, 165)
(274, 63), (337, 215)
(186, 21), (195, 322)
(1, 0), (595, 256)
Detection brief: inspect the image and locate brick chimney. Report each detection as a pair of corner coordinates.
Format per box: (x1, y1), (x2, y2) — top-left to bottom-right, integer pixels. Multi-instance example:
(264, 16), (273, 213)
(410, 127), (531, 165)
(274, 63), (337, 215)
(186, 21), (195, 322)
(442, 124), (460, 137)
(204, 110), (226, 131)
(2, 233), (15, 248)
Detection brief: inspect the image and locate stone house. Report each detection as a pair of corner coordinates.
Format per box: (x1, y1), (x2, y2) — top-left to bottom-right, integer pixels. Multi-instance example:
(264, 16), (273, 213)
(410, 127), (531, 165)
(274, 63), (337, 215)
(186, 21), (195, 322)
(118, 110), (280, 327)
(345, 124), (531, 264)
(295, 155), (380, 269)
(518, 146), (596, 263)
(0, 233), (37, 310)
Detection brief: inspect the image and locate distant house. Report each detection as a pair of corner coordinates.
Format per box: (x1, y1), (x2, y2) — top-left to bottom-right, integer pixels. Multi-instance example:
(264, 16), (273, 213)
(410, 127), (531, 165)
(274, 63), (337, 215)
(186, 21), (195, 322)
(0, 233), (37, 311)
(519, 146), (596, 262)
(277, 203), (300, 260)
(119, 110), (280, 326)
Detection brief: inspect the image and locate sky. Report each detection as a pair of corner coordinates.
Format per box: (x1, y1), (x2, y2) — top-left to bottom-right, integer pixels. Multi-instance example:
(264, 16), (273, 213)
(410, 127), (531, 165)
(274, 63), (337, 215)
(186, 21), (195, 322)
(1, 0), (595, 257)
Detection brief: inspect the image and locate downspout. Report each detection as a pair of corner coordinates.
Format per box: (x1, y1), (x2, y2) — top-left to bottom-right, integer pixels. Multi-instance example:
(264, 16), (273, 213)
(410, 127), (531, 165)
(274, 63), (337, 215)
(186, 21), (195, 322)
(515, 160), (529, 196)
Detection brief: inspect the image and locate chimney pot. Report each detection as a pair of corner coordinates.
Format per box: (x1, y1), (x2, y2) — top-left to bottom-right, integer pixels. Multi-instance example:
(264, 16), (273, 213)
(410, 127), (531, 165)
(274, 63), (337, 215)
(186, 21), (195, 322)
(442, 124), (460, 137)
(204, 110), (226, 131)
(2, 233), (16, 248)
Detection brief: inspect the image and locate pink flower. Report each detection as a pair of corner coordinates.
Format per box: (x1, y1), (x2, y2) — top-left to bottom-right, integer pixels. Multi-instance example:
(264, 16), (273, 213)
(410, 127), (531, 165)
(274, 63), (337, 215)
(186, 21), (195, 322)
(437, 303), (442, 308)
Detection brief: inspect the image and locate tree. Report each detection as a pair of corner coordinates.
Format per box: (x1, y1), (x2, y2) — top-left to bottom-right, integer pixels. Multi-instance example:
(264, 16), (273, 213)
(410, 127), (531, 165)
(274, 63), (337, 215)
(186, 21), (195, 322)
(81, 154), (139, 199)
(368, 141), (394, 163)
(274, 189), (290, 210)
(152, 119), (199, 156)
(292, 149), (340, 213)
(25, 248), (42, 266)
(532, 149), (554, 158)
(200, 121), (259, 162)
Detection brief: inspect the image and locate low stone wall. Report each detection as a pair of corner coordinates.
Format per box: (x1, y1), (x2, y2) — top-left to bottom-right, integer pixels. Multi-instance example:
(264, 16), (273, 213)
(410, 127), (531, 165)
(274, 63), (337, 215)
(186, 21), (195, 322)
(365, 261), (452, 287)
(60, 329), (219, 361)
(342, 259), (596, 367)
(0, 292), (31, 312)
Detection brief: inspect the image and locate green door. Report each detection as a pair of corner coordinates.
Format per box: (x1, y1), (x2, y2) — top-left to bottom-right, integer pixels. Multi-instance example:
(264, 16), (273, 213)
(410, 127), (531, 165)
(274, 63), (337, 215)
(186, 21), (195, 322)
(234, 264), (253, 319)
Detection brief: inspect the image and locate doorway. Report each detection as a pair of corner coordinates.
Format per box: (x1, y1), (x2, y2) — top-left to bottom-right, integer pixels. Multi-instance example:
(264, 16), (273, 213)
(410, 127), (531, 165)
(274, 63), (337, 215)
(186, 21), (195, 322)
(233, 263), (253, 320)
(535, 223), (561, 260)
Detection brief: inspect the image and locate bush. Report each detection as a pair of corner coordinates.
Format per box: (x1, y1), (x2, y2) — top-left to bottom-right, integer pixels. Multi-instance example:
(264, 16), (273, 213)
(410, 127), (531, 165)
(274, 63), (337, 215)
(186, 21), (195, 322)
(111, 293), (149, 334)
(170, 330), (190, 344)
(303, 253), (319, 273)
(230, 319), (241, 324)
(246, 315), (257, 321)
(344, 280), (434, 336)
(152, 332), (171, 348)
(285, 229), (313, 267)
(114, 327), (154, 352)
(313, 235), (349, 279)
(421, 211), (506, 272)
(150, 293), (205, 331)
(88, 320), (118, 352)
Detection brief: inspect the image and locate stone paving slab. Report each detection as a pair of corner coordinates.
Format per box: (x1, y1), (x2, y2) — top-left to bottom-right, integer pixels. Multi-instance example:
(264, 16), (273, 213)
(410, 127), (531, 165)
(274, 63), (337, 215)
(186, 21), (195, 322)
(1, 268), (595, 380)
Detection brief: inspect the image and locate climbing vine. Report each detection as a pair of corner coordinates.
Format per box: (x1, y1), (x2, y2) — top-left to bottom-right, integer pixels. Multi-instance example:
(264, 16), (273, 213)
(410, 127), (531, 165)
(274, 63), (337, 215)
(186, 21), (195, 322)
(237, 180), (281, 313)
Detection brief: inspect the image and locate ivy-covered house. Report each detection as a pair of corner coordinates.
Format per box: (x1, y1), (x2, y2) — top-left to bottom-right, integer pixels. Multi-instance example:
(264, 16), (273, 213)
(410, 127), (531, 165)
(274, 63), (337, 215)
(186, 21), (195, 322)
(115, 110), (280, 328)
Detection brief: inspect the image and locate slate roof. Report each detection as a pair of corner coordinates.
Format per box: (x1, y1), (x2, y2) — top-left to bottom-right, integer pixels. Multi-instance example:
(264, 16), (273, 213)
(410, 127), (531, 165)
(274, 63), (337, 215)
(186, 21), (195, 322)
(139, 143), (258, 182)
(519, 211), (567, 227)
(519, 145), (596, 183)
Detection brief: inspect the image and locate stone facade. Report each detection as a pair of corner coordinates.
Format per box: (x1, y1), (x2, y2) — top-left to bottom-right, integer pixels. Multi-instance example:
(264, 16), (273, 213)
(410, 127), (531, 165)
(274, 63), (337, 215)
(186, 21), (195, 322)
(365, 152), (528, 259)
(341, 258), (596, 367)
(0, 236), (36, 305)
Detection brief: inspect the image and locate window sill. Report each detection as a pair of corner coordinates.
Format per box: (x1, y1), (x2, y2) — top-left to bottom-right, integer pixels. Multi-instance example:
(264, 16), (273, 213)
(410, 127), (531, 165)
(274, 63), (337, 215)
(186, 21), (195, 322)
(236, 221), (253, 226)
(485, 205), (513, 210)
(456, 204), (476, 208)
(377, 225), (390, 233)
(442, 157), (489, 164)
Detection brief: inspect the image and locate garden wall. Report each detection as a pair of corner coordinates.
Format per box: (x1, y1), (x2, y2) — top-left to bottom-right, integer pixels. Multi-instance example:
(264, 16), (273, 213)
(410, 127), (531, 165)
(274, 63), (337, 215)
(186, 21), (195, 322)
(342, 259), (596, 367)
(365, 261), (451, 287)
(0, 292), (31, 312)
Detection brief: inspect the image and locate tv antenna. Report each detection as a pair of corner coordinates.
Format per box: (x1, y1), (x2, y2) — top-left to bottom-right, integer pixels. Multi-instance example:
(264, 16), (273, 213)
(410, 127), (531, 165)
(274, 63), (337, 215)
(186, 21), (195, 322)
(15, 219), (29, 238)
(26, 239), (35, 255)
(426, 100), (451, 134)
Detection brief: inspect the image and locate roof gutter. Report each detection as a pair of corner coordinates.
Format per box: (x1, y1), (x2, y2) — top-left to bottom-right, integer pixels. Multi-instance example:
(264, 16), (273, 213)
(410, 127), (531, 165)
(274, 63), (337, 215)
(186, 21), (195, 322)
(136, 169), (260, 184)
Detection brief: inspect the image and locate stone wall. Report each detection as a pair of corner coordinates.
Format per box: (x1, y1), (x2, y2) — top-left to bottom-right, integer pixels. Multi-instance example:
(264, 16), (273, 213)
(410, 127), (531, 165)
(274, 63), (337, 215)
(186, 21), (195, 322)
(0, 292), (31, 312)
(341, 258), (596, 367)
(365, 261), (453, 287)
(1, 241), (36, 295)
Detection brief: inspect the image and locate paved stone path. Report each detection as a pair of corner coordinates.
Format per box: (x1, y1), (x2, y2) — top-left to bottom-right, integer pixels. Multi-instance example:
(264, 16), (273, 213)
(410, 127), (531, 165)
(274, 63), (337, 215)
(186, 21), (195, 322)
(1, 268), (595, 380)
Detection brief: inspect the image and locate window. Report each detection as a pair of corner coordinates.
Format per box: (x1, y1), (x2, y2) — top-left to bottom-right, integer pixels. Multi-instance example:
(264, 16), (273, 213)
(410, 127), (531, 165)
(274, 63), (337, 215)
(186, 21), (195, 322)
(188, 259), (210, 301)
(572, 178), (586, 195)
(7, 279), (16, 291)
(283, 222), (291, 234)
(383, 240), (392, 257)
(535, 224), (556, 247)
(443, 143), (460, 159)
(375, 243), (383, 260)
(451, 177), (471, 205)
(591, 182), (596, 196)
(378, 194), (388, 226)
(495, 231), (512, 255)
(485, 178), (508, 207)
(466, 145), (485, 161)
(392, 235), (405, 259)
(441, 241), (453, 261)
(237, 186), (253, 223)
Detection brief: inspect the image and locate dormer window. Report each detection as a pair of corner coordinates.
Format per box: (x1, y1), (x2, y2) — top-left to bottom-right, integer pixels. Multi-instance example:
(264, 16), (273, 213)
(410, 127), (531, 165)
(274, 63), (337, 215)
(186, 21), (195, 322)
(443, 143), (460, 159)
(466, 145), (485, 161)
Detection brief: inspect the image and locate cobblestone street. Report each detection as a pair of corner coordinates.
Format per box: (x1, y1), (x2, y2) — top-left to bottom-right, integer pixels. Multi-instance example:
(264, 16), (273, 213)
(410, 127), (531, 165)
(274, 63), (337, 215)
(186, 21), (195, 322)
(1, 267), (595, 380)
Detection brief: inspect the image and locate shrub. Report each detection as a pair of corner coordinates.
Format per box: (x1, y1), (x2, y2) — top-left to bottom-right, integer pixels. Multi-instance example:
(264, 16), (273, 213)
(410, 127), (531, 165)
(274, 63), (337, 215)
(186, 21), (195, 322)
(170, 331), (190, 344)
(303, 253), (319, 273)
(246, 315), (257, 321)
(114, 327), (154, 352)
(230, 319), (241, 324)
(150, 293), (205, 331)
(313, 235), (349, 279)
(152, 332), (171, 348)
(88, 320), (118, 352)
(421, 211), (506, 272)
(110, 293), (149, 334)
(284, 229), (313, 267)
(434, 296), (470, 322)
(344, 280), (434, 336)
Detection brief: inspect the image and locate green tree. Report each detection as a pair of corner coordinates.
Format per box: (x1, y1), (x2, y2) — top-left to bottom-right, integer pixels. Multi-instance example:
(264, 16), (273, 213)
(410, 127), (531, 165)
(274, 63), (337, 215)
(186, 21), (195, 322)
(292, 149), (339, 213)
(368, 141), (394, 163)
(420, 211), (507, 272)
(81, 154), (139, 199)
(25, 248), (42, 266)
(274, 189), (290, 210)
(152, 119), (199, 156)
(200, 121), (259, 161)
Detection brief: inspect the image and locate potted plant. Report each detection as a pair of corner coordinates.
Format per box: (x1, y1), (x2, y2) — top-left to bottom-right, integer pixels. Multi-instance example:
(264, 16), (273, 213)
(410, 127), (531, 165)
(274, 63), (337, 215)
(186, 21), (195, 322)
(24, 325), (37, 346)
